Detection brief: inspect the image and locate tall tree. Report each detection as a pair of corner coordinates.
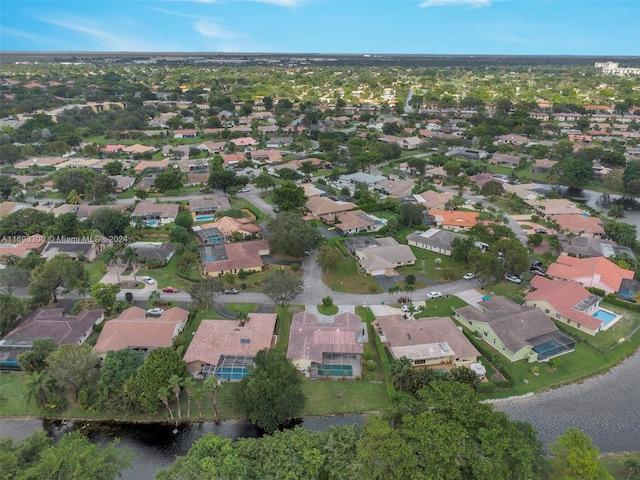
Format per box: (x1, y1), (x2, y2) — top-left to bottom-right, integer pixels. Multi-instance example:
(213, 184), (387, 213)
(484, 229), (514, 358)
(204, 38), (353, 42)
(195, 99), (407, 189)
(204, 374), (222, 419)
(95, 348), (144, 412)
(28, 254), (88, 305)
(550, 427), (614, 480)
(230, 348), (306, 433)
(263, 269), (303, 307)
(46, 343), (100, 402)
(22, 371), (57, 409)
(0, 293), (25, 336)
(17, 338), (56, 374)
(168, 374), (183, 420)
(268, 211), (323, 257)
(90, 282), (120, 314)
(316, 245), (342, 274)
(272, 180), (307, 211)
(188, 277), (224, 311)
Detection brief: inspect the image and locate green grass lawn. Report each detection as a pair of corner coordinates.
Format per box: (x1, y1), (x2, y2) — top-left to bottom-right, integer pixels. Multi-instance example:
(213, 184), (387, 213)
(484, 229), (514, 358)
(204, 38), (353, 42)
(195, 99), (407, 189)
(414, 295), (468, 317)
(600, 453), (640, 480)
(397, 247), (469, 284)
(0, 373), (45, 417)
(301, 379), (390, 416)
(137, 252), (200, 291)
(275, 305), (303, 352)
(317, 304), (339, 315)
(323, 255), (382, 294)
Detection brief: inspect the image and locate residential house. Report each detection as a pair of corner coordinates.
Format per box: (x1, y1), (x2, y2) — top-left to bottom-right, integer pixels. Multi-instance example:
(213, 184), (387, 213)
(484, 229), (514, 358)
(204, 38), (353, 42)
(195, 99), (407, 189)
(14, 157), (66, 169)
(54, 158), (101, 171)
(373, 315), (479, 369)
(122, 144), (156, 156)
(305, 196), (356, 218)
(553, 214), (605, 237)
(353, 237), (416, 276)
(558, 234), (634, 259)
(75, 204), (126, 222)
(133, 159), (169, 174)
(130, 202), (179, 226)
(230, 137), (259, 148)
(525, 198), (585, 218)
(499, 134), (529, 145)
(489, 153), (522, 168)
(525, 276), (620, 336)
(162, 145), (190, 159)
(201, 239), (270, 277)
(183, 313), (277, 379)
(426, 210), (479, 231)
(41, 240), (98, 262)
(378, 178), (415, 199)
(266, 137), (293, 149)
(446, 148), (487, 161)
(546, 255), (634, 294)
(287, 311), (364, 379)
(0, 234), (47, 260)
(532, 159), (557, 174)
(406, 228), (465, 256)
(340, 172), (386, 187)
(413, 190), (453, 210)
(0, 308), (104, 370)
(221, 153), (247, 167)
(186, 171), (210, 187)
(251, 149), (282, 164)
(321, 210), (386, 236)
(128, 241), (177, 265)
(173, 129), (198, 138)
(301, 183), (325, 198)
(189, 197), (231, 220)
(111, 175), (136, 192)
(198, 141), (226, 155)
(468, 173), (495, 187)
(94, 306), (189, 356)
(194, 216), (262, 243)
(454, 297), (575, 362)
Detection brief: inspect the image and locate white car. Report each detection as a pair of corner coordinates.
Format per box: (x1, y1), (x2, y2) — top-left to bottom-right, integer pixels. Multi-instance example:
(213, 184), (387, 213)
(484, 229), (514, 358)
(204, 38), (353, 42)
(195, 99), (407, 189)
(505, 274), (523, 284)
(142, 276), (155, 285)
(238, 187), (250, 193)
(463, 272), (475, 280)
(426, 291), (442, 299)
(401, 304), (410, 312)
(146, 308), (164, 317)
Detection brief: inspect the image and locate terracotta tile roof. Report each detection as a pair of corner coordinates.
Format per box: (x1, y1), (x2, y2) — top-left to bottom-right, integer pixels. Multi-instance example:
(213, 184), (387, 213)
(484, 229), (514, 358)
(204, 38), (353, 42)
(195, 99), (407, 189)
(202, 216), (262, 237)
(547, 255), (634, 292)
(428, 210), (479, 228)
(203, 239), (269, 274)
(287, 311), (363, 364)
(94, 306), (188, 353)
(305, 196), (356, 217)
(0, 234), (47, 257)
(525, 276), (604, 331)
(131, 201), (179, 219)
(373, 315), (479, 361)
(553, 214), (605, 235)
(183, 313), (277, 367)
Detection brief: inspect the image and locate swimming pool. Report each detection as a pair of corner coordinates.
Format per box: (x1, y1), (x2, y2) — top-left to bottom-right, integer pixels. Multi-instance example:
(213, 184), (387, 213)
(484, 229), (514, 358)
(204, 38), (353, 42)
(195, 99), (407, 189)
(196, 215), (214, 221)
(318, 365), (353, 377)
(592, 309), (617, 324)
(214, 367), (248, 381)
(143, 220), (159, 227)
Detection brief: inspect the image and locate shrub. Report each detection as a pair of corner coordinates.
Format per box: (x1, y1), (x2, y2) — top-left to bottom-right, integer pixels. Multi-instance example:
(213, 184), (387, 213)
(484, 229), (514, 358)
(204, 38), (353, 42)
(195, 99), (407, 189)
(240, 282), (247, 290)
(549, 357), (561, 369)
(238, 268), (247, 280)
(291, 262), (300, 272)
(125, 292), (133, 302)
(405, 274), (416, 285)
(322, 295), (334, 307)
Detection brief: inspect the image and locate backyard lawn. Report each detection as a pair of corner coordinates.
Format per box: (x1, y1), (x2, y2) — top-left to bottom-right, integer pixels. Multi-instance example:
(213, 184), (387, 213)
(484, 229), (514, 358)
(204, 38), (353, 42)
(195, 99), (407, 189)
(301, 379), (390, 416)
(397, 247), (469, 284)
(322, 254), (382, 294)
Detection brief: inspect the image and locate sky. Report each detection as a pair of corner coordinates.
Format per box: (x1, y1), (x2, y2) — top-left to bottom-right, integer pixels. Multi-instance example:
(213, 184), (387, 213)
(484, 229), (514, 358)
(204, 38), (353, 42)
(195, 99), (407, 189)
(1, 0), (639, 56)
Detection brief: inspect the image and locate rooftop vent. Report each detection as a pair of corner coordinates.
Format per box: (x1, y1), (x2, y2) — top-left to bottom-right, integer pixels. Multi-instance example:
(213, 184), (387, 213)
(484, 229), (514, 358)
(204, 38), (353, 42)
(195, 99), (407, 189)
(240, 338), (250, 344)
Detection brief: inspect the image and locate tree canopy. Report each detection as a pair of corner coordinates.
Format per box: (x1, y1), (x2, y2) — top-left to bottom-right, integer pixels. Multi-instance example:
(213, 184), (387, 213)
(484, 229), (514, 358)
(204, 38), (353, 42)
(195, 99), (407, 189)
(272, 180), (308, 211)
(230, 348), (306, 433)
(268, 211), (322, 257)
(262, 269), (303, 307)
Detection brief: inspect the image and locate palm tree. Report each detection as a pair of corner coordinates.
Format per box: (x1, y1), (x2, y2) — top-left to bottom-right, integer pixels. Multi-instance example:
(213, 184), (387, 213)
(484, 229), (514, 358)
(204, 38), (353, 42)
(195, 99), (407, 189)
(168, 374), (182, 420)
(625, 459), (639, 480)
(389, 356), (415, 393)
(102, 247), (120, 284)
(193, 386), (204, 421)
(120, 246), (139, 283)
(67, 189), (81, 205)
(182, 377), (194, 419)
(387, 285), (400, 301)
(23, 371), (55, 408)
(157, 387), (174, 421)
(235, 311), (249, 325)
(403, 285), (415, 299)
(203, 375), (222, 420)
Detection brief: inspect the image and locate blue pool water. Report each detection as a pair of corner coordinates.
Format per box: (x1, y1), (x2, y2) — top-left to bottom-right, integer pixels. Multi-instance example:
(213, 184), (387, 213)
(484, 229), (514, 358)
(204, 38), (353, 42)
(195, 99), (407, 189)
(143, 220), (159, 227)
(593, 309), (617, 324)
(196, 215), (214, 221)
(318, 365), (353, 377)
(215, 367), (248, 381)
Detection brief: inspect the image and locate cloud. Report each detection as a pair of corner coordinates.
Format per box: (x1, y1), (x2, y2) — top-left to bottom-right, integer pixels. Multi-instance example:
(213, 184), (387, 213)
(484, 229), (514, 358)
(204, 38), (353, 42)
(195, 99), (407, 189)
(193, 19), (242, 40)
(37, 17), (157, 51)
(146, 7), (205, 19)
(419, 0), (491, 7)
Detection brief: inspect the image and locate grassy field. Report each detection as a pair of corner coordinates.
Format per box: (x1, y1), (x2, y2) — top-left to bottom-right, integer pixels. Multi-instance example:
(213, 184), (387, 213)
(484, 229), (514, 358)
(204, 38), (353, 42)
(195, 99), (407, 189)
(322, 255), (382, 294)
(317, 304), (339, 315)
(137, 253), (199, 291)
(413, 295), (469, 317)
(600, 453), (640, 480)
(301, 379), (390, 416)
(397, 247), (470, 284)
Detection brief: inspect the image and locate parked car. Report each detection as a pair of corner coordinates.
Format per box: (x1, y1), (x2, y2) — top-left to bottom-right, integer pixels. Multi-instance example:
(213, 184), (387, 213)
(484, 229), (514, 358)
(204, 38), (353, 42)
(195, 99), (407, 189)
(224, 288), (239, 294)
(238, 187), (250, 193)
(535, 228), (548, 234)
(142, 276), (155, 285)
(146, 308), (164, 317)
(162, 287), (179, 293)
(530, 269), (545, 276)
(504, 274), (523, 284)
(401, 304), (410, 312)
(463, 272), (475, 280)
(426, 291), (442, 299)
(273, 207), (280, 213)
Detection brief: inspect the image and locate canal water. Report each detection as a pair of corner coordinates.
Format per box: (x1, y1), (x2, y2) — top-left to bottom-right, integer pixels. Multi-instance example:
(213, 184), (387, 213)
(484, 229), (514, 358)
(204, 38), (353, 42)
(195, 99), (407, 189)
(0, 415), (369, 480)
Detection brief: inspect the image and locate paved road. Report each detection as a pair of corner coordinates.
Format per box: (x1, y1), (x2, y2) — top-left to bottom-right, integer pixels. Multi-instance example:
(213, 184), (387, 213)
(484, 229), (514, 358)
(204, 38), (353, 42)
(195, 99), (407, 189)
(491, 349), (640, 453)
